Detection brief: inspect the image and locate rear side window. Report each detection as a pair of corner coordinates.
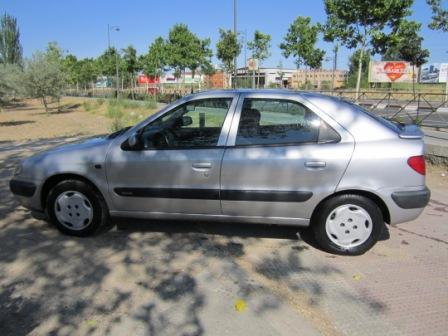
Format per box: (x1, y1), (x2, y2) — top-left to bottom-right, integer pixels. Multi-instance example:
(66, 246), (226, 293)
(236, 98), (340, 146)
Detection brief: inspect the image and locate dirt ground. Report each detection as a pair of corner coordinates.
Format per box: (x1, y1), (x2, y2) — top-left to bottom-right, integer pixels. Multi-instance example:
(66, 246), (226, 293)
(1, 102), (447, 335)
(0, 98), (114, 141)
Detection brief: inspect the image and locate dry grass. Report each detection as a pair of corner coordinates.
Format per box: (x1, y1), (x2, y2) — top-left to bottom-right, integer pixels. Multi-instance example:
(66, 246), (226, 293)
(0, 97), (159, 141)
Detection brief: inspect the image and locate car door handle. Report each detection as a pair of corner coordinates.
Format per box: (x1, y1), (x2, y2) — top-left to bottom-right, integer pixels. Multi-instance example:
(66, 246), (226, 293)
(192, 162), (212, 170)
(305, 161), (326, 168)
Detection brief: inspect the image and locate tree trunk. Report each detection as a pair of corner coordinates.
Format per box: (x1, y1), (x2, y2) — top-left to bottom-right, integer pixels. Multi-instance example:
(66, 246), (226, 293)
(42, 96), (49, 114)
(412, 65), (416, 96)
(355, 47), (364, 101)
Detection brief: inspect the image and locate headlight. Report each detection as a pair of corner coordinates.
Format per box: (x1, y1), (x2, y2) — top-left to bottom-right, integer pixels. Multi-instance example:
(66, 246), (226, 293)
(13, 163), (23, 176)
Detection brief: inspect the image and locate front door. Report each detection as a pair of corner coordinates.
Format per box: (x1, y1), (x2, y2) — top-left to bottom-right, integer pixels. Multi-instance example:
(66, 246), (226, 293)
(106, 95), (237, 215)
(220, 94), (354, 220)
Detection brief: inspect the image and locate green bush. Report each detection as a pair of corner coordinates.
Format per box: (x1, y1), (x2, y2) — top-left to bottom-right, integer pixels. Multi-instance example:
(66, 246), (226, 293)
(143, 96), (157, 109)
(82, 101), (93, 112)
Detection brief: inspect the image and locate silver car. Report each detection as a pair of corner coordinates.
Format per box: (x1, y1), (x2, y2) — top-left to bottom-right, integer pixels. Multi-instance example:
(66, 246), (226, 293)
(10, 90), (430, 255)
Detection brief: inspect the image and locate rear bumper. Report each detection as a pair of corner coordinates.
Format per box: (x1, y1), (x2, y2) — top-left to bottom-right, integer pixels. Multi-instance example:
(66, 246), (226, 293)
(391, 187), (431, 209)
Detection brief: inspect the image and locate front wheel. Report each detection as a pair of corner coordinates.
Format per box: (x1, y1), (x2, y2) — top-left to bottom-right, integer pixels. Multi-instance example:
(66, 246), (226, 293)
(46, 179), (108, 236)
(312, 194), (384, 255)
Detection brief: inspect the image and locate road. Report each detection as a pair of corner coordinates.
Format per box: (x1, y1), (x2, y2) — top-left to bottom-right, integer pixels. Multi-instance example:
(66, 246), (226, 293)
(0, 138), (447, 336)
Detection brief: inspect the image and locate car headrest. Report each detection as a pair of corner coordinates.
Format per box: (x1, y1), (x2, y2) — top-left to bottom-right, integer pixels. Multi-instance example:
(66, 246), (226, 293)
(240, 108), (260, 128)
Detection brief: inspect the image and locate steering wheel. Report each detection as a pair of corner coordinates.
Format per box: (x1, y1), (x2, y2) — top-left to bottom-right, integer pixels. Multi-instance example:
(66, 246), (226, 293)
(154, 128), (177, 147)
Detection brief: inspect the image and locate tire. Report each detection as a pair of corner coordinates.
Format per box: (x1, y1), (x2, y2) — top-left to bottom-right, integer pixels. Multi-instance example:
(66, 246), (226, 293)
(46, 179), (108, 237)
(312, 194), (384, 255)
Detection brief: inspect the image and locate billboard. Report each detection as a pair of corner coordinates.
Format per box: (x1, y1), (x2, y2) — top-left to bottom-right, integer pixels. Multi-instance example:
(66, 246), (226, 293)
(369, 61), (413, 83)
(419, 63), (448, 83)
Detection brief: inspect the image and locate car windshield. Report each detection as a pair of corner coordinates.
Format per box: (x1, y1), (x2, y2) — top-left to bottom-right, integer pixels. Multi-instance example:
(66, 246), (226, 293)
(107, 126), (131, 139)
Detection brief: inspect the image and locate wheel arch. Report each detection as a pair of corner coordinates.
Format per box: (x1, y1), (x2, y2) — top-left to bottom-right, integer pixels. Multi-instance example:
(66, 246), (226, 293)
(41, 173), (106, 210)
(311, 189), (391, 224)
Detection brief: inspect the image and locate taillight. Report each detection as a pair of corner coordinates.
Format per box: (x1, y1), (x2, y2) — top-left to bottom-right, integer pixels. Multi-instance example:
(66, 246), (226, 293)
(407, 155), (426, 175)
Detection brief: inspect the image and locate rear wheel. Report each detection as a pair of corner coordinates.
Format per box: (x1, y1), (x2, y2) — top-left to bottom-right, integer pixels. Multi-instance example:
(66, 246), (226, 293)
(312, 194), (384, 255)
(46, 179), (108, 236)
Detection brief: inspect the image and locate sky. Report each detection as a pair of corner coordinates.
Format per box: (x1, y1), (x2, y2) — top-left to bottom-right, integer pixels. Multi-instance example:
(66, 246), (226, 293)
(2, 0), (447, 71)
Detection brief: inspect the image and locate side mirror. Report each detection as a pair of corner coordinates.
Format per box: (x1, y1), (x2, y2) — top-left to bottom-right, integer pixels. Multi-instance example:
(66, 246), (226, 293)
(181, 116), (193, 126)
(175, 115), (193, 127)
(128, 132), (141, 148)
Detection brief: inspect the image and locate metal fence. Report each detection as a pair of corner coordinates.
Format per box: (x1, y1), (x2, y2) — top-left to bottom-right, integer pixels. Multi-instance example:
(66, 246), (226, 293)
(315, 90), (448, 129)
(65, 86), (448, 129)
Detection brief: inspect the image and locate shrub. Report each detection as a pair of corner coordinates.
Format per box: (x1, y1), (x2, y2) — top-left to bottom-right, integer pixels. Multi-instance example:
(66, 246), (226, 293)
(82, 101), (93, 112)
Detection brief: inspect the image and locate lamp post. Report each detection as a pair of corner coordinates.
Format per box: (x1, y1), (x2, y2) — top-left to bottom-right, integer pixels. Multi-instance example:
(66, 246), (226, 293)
(233, 0), (237, 88)
(107, 24), (120, 98)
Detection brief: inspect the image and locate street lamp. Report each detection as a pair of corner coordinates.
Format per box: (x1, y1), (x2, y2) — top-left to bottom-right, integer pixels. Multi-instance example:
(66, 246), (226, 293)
(107, 24), (120, 98)
(233, 0), (237, 88)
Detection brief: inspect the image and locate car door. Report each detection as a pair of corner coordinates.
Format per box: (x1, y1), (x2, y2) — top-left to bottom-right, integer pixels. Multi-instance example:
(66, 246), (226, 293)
(220, 92), (354, 221)
(106, 94), (238, 215)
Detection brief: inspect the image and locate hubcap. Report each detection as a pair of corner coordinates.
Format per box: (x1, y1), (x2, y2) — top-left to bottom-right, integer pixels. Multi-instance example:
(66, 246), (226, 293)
(325, 204), (373, 249)
(54, 191), (93, 230)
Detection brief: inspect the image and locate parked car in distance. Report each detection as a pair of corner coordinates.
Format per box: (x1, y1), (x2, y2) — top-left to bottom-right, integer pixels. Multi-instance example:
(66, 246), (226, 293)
(10, 89), (430, 255)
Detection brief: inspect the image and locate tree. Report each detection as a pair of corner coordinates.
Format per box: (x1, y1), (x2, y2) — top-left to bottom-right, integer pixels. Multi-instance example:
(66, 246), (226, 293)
(277, 60), (285, 88)
(0, 63), (23, 107)
(280, 16), (325, 89)
(383, 20), (429, 94)
(323, 0), (413, 98)
(166, 24), (200, 82)
(347, 49), (371, 88)
(24, 44), (66, 114)
(247, 30), (271, 88)
(77, 58), (98, 89)
(427, 0), (448, 32)
(216, 29), (241, 88)
(97, 47), (120, 77)
(62, 54), (80, 88)
(122, 45), (140, 98)
(0, 13), (22, 65)
(188, 38), (213, 86)
(141, 37), (167, 78)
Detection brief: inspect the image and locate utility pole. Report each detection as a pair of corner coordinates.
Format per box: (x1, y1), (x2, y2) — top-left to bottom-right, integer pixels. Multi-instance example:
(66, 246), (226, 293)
(331, 43), (339, 93)
(233, 0), (237, 88)
(107, 24), (120, 98)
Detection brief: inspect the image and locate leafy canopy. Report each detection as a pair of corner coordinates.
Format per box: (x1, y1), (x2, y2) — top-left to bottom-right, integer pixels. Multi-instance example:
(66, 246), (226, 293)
(280, 16), (325, 69)
(247, 30), (271, 64)
(323, 0), (413, 52)
(24, 43), (66, 113)
(0, 13), (22, 65)
(216, 29), (241, 73)
(427, 0), (448, 32)
(141, 37), (167, 77)
(383, 20), (429, 67)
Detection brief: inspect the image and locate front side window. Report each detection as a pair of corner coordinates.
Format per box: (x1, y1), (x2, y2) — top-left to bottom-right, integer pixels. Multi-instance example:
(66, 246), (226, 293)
(140, 98), (232, 149)
(236, 98), (340, 146)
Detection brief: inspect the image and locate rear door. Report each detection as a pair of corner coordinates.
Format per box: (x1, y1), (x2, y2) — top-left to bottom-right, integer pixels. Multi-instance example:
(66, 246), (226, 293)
(220, 92), (354, 220)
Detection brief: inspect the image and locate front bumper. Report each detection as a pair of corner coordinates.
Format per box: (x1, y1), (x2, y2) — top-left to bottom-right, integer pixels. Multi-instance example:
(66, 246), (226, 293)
(391, 187), (431, 209)
(10, 179), (36, 197)
(9, 178), (43, 212)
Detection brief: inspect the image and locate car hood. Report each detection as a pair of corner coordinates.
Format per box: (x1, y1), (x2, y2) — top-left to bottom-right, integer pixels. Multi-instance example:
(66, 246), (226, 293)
(18, 135), (116, 181)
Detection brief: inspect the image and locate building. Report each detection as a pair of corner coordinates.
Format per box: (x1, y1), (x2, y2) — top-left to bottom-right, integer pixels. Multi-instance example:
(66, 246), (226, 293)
(233, 67), (297, 88)
(289, 69), (348, 89)
(205, 71), (228, 88)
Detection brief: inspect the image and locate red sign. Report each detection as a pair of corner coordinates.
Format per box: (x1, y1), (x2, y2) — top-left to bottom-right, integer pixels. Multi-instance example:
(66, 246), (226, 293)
(137, 74), (160, 84)
(383, 62), (406, 82)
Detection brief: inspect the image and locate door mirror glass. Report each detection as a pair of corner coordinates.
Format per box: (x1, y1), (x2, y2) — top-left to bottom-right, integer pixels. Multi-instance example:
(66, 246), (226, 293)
(128, 132), (141, 148)
(177, 115), (193, 127)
